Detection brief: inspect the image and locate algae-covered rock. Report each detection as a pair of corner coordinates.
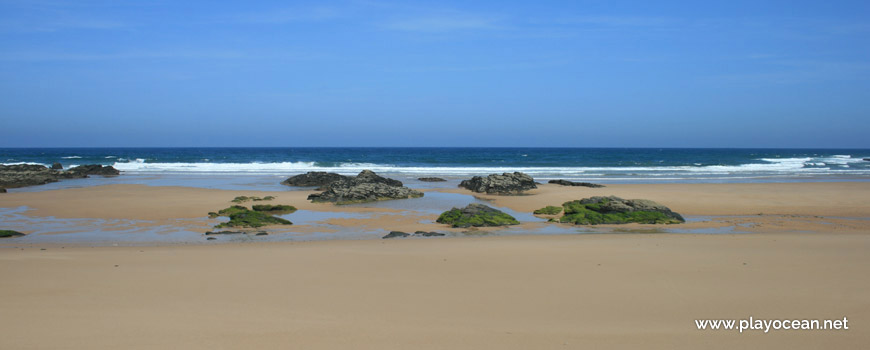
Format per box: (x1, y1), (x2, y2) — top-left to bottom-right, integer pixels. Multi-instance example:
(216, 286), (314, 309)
(64, 164), (120, 176)
(459, 172), (537, 194)
(559, 196), (684, 225)
(436, 204), (520, 228)
(211, 205), (292, 228)
(252, 204), (297, 214)
(533, 206), (563, 215)
(308, 170), (423, 205)
(0, 230), (25, 238)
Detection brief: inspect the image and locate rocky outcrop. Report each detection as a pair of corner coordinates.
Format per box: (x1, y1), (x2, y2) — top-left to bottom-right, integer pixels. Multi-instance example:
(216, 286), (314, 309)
(282, 172), (349, 189)
(64, 164), (120, 176)
(436, 204), (520, 228)
(418, 177), (446, 182)
(210, 205), (293, 228)
(548, 179), (605, 188)
(0, 230), (25, 238)
(558, 196), (684, 225)
(0, 188), (6, 193)
(308, 170), (423, 205)
(51, 162), (63, 170)
(459, 172), (537, 194)
(0, 164), (120, 189)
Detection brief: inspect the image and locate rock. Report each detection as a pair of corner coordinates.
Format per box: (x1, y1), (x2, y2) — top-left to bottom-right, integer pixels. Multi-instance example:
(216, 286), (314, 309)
(418, 177), (446, 182)
(436, 204), (520, 228)
(459, 172), (537, 194)
(308, 170), (423, 205)
(206, 237), (217, 240)
(559, 196), (685, 225)
(548, 179), (605, 188)
(0, 188), (5, 193)
(210, 205), (293, 228)
(383, 231), (410, 239)
(205, 230), (246, 235)
(414, 231), (446, 237)
(0, 164), (62, 188)
(251, 204), (297, 214)
(0, 230), (25, 238)
(51, 162), (63, 170)
(282, 172), (349, 189)
(865, 158), (870, 161)
(255, 232), (268, 236)
(533, 206), (563, 215)
(64, 164), (120, 176)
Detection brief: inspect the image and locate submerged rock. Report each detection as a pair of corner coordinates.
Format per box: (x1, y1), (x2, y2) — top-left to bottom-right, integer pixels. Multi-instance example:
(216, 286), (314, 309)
(418, 177), (446, 182)
(308, 170), (423, 205)
(382, 231), (410, 239)
(558, 196), (684, 225)
(414, 231), (446, 237)
(459, 172), (537, 194)
(437, 204), (520, 228)
(0, 230), (25, 238)
(382, 230), (447, 239)
(548, 179), (605, 188)
(51, 162), (63, 170)
(282, 172), (349, 189)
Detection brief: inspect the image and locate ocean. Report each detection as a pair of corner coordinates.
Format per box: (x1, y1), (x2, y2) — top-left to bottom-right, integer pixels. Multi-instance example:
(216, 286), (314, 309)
(3, 147), (870, 184)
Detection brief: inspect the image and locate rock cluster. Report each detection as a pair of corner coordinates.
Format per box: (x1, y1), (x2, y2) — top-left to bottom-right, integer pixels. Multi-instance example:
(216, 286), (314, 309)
(436, 204), (520, 228)
(308, 170), (423, 205)
(382, 231), (447, 239)
(558, 196), (684, 225)
(417, 177), (446, 182)
(282, 172), (349, 189)
(548, 179), (605, 188)
(0, 164), (120, 189)
(209, 205), (293, 229)
(458, 172), (537, 194)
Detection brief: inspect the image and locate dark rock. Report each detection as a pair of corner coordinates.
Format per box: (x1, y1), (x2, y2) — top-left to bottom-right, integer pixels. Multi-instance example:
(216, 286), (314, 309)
(414, 231), (446, 237)
(459, 172), (537, 194)
(436, 204), (520, 228)
(865, 158), (870, 161)
(559, 196), (685, 225)
(548, 179), (605, 188)
(0, 230), (25, 238)
(206, 237), (217, 240)
(0, 188), (5, 193)
(282, 172), (349, 189)
(64, 164), (120, 176)
(308, 170), (423, 204)
(418, 177), (446, 182)
(205, 230), (246, 235)
(0, 164), (63, 188)
(383, 231), (410, 239)
(255, 232), (268, 236)
(51, 162), (63, 170)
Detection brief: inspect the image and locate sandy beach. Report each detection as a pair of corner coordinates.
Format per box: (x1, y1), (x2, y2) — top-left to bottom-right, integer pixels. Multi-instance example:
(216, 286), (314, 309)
(1, 181), (869, 349)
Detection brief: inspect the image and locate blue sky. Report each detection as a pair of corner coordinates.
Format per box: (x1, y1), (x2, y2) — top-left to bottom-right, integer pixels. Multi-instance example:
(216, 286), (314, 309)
(1, 0), (868, 147)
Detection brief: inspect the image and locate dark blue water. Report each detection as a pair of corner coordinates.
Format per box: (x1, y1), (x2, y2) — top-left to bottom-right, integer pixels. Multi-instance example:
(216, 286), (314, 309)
(2, 147), (869, 182)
